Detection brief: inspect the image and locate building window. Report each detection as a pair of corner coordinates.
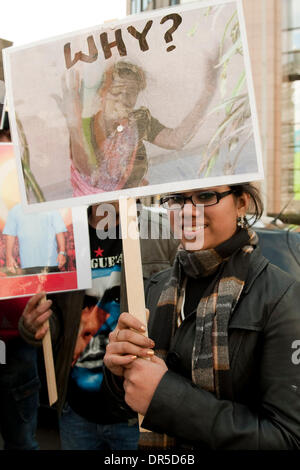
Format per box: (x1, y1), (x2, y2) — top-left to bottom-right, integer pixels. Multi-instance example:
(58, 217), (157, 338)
(132, 0), (157, 12)
(142, 0), (154, 10)
(282, 0), (300, 202)
(130, 0), (180, 13)
(131, 0), (139, 14)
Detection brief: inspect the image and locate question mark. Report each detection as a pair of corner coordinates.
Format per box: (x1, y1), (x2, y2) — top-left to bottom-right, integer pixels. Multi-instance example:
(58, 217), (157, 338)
(160, 14), (182, 52)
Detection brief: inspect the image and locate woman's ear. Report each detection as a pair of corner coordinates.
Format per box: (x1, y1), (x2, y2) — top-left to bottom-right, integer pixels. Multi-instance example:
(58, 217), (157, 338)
(237, 192), (250, 215)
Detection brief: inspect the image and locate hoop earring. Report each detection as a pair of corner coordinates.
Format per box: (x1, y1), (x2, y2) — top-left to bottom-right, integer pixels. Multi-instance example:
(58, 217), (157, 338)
(237, 215), (247, 229)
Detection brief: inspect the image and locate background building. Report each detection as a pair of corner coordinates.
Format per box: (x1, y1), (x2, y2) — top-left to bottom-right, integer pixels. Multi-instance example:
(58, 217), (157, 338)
(127, 0), (300, 222)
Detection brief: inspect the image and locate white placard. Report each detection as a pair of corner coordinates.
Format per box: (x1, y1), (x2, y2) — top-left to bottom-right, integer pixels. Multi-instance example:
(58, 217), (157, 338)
(3, 0), (263, 212)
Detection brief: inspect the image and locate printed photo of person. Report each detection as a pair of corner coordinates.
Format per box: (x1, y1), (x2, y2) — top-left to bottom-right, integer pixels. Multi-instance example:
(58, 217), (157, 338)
(68, 222), (123, 423)
(55, 57), (218, 196)
(0, 143), (77, 280)
(3, 203), (67, 274)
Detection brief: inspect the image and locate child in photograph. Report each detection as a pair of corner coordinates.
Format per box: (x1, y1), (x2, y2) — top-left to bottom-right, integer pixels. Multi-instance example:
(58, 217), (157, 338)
(55, 57), (218, 195)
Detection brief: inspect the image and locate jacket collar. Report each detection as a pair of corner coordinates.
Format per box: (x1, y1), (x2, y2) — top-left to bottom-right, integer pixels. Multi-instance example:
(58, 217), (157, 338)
(148, 247), (268, 287)
(229, 247), (269, 330)
(243, 247), (269, 294)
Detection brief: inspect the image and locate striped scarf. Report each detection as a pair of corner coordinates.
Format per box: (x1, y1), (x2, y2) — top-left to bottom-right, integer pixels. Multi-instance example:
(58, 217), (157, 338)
(150, 227), (258, 398)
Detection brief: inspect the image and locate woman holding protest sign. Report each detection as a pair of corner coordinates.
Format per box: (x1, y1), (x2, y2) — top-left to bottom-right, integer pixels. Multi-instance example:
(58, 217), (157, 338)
(104, 183), (300, 449)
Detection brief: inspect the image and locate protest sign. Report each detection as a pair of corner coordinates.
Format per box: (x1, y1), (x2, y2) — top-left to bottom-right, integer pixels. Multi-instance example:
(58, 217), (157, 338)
(0, 143), (91, 299)
(3, 0), (263, 212)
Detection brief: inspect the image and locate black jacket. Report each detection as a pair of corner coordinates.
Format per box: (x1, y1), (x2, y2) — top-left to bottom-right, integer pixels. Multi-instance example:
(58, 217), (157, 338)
(141, 248), (300, 449)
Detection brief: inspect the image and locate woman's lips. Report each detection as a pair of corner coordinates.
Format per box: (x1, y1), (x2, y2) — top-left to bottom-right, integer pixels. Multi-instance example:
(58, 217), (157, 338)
(183, 224), (207, 231)
(183, 223), (208, 232)
(182, 224), (208, 240)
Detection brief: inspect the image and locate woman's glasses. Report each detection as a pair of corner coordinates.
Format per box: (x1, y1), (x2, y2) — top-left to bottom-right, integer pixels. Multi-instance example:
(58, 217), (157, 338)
(160, 189), (236, 210)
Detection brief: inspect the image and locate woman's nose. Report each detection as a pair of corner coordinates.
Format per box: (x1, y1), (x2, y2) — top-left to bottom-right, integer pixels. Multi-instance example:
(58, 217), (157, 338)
(182, 200), (204, 222)
(182, 200), (195, 213)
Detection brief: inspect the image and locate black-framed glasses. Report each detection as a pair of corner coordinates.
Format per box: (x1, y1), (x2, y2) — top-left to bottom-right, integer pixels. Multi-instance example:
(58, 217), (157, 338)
(160, 189), (236, 210)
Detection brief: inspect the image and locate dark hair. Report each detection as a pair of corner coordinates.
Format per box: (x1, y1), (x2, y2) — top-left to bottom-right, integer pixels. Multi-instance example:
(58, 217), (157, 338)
(230, 182), (263, 226)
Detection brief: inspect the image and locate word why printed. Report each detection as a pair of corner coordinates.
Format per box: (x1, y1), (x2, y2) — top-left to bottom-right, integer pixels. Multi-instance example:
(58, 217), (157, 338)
(64, 13), (183, 69)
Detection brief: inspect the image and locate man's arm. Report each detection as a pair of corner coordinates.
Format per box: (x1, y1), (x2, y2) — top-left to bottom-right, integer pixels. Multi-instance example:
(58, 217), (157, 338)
(56, 232), (66, 269)
(52, 71), (97, 176)
(19, 292), (62, 346)
(19, 292), (53, 343)
(5, 234), (18, 273)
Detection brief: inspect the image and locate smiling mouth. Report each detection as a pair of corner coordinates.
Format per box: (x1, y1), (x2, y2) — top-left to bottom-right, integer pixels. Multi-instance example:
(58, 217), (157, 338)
(183, 224), (208, 232)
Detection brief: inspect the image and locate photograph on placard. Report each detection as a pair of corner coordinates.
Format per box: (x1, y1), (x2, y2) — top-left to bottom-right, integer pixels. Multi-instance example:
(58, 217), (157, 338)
(4, 0), (263, 210)
(0, 143), (91, 299)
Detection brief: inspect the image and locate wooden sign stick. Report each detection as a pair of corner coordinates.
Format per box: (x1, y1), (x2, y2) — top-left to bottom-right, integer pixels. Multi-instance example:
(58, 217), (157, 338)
(119, 197), (147, 332)
(41, 296), (58, 406)
(119, 197), (149, 431)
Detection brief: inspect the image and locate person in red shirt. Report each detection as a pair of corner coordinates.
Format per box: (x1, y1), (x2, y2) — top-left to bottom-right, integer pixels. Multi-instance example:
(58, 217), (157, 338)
(0, 127), (40, 449)
(0, 297), (40, 450)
